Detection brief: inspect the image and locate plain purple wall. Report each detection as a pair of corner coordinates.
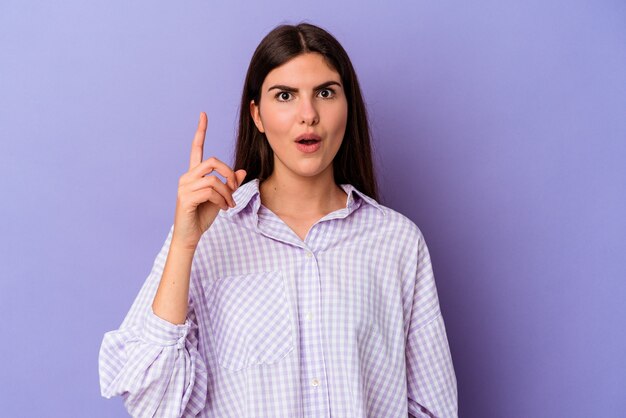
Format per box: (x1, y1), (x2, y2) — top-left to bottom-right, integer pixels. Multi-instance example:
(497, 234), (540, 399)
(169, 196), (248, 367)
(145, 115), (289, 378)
(1, 0), (624, 416)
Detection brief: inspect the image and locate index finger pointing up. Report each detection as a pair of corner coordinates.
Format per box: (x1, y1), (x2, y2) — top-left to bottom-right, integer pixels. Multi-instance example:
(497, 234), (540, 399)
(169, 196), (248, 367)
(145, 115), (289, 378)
(189, 112), (207, 171)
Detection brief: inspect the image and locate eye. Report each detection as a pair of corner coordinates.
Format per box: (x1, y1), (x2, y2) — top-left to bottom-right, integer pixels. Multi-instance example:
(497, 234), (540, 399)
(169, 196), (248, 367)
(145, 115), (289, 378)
(276, 91), (293, 102)
(317, 88), (335, 99)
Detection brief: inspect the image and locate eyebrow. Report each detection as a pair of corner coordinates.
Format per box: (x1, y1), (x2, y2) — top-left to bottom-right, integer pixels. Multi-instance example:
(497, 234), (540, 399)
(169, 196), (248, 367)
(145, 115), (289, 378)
(267, 80), (342, 93)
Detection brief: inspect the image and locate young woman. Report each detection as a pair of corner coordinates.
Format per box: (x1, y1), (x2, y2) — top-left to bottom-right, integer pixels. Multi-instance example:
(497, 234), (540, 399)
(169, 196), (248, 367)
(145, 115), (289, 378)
(99, 23), (457, 417)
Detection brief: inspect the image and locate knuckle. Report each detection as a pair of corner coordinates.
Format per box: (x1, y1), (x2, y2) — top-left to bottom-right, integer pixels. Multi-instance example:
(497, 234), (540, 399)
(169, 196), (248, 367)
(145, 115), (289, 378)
(179, 172), (192, 184)
(206, 176), (220, 186)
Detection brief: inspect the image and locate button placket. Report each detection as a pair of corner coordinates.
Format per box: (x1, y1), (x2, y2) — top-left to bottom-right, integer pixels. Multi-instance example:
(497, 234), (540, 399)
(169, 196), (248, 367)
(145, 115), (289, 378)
(303, 250), (315, 324)
(297, 244), (330, 414)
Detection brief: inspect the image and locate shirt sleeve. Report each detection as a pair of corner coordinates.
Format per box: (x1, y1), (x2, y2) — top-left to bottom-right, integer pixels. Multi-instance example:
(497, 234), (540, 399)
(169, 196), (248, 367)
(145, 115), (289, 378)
(405, 231), (458, 418)
(98, 225), (208, 418)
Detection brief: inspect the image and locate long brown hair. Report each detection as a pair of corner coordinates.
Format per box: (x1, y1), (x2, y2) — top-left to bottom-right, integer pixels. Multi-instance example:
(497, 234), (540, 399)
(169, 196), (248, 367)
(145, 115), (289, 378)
(233, 23), (379, 201)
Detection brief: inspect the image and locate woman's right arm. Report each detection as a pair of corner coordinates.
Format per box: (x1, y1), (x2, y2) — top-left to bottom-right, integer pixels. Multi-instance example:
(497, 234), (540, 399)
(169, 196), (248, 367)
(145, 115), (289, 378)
(153, 111), (246, 325)
(98, 113), (246, 417)
(99, 225), (206, 417)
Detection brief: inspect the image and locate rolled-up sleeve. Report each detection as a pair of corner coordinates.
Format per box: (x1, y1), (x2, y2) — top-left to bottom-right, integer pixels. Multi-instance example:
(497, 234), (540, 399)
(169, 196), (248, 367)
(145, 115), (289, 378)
(98, 226), (208, 417)
(405, 231), (458, 418)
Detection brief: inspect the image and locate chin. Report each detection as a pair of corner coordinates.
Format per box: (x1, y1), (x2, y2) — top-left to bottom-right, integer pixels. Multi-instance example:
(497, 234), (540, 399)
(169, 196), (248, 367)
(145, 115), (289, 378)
(295, 164), (333, 178)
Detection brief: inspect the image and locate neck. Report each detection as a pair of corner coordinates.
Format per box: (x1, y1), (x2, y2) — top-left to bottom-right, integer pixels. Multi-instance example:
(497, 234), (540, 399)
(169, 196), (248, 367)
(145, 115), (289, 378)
(259, 168), (347, 219)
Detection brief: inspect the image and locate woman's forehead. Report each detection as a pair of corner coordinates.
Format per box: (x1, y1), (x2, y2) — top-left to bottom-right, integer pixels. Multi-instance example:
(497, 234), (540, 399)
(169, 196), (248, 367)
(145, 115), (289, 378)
(262, 53), (341, 89)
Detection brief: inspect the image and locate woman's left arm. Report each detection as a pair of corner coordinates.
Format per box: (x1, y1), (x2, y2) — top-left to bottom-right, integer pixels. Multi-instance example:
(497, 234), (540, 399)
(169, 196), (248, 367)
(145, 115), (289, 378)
(405, 231), (458, 418)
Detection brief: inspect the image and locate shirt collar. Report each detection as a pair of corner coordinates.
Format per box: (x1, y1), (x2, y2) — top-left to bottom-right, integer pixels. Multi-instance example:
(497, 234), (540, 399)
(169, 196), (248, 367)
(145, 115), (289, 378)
(223, 178), (385, 218)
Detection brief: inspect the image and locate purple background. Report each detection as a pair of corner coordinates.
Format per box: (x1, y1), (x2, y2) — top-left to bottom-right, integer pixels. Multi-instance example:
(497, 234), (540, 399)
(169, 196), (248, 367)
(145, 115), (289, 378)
(1, 0), (625, 416)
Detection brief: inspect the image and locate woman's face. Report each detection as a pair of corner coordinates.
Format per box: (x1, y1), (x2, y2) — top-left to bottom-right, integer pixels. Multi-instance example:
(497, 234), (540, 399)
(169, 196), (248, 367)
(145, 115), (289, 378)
(250, 52), (348, 182)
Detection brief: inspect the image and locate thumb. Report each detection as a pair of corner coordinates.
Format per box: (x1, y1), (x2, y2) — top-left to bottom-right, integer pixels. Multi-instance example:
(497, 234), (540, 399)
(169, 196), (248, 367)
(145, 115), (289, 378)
(235, 169), (247, 187)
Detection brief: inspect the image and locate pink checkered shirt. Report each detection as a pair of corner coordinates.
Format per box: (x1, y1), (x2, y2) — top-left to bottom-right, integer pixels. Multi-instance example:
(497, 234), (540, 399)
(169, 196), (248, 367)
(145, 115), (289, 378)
(99, 179), (457, 417)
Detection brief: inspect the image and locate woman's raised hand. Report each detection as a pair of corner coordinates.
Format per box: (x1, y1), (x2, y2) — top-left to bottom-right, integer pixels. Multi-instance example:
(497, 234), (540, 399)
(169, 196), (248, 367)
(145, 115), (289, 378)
(172, 112), (247, 250)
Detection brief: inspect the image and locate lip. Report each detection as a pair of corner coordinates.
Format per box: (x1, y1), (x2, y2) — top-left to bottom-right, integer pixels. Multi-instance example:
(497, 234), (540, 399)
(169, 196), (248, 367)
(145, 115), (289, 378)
(295, 133), (322, 142)
(294, 133), (322, 154)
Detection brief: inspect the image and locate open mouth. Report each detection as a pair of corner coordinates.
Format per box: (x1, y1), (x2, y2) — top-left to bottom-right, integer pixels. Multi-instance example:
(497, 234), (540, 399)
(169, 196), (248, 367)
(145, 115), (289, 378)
(297, 138), (320, 145)
(295, 135), (322, 153)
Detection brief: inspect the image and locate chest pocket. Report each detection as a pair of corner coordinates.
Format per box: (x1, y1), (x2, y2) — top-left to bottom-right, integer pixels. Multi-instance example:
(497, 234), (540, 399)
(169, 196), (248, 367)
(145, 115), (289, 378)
(207, 271), (294, 371)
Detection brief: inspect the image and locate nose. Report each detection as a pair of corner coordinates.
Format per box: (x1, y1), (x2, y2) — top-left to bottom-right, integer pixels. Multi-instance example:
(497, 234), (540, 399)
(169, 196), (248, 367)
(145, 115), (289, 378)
(299, 95), (319, 126)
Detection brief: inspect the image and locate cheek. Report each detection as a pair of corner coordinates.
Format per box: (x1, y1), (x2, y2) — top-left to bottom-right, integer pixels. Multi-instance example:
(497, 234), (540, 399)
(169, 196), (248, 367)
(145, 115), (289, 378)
(262, 104), (294, 133)
(326, 105), (348, 135)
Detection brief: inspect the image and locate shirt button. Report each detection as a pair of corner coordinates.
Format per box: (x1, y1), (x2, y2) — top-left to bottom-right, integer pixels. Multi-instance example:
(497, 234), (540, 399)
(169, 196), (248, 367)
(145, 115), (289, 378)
(305, 312), (313, 321)
(311, 378), (320, 387)
(305, 252), (313, 258)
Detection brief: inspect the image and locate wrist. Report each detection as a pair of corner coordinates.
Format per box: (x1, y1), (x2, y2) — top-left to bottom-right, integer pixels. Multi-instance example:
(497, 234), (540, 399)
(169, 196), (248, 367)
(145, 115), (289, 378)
(170, 234), (200, 254)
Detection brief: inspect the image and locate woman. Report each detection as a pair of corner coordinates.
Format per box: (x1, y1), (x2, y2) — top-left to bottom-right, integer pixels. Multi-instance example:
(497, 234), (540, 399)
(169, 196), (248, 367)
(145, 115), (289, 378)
(99, 23), (457, 417)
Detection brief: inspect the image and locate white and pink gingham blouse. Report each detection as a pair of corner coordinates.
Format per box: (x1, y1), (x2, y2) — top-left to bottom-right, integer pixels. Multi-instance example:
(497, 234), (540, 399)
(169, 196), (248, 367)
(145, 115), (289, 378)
(99, 179), (457, 417)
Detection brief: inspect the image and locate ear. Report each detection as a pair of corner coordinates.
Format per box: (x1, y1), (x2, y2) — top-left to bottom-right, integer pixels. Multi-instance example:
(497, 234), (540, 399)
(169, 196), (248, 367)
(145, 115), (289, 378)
(250, 100), (265, 133)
